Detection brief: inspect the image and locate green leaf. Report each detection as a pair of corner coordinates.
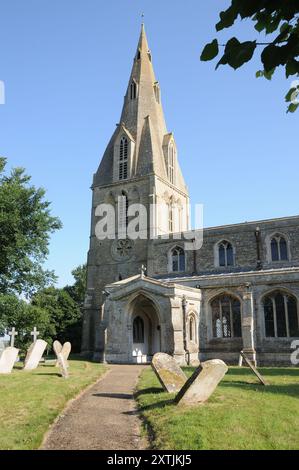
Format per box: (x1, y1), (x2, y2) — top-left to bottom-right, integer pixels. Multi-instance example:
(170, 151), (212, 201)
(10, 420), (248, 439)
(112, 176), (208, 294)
(286, 59), (299, 78)
(287, 102), (299, 113)
(200, 39), (219, 61)
(215, 54), (228, 69)
(264, 68), (275, 80)
(216, 5), (238, 31)
(285, 87), (298, 102)
(216, 38), (256, 70)
(256, 70), (264, 78)
(231, 41), (256, 69)
(261, 44), (283, 72)
(280, 22), (290, 33)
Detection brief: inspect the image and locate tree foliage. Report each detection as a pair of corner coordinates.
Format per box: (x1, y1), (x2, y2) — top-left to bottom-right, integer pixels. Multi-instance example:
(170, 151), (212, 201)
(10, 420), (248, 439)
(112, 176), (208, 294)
(0, 295), (54, 353)
(31, 286), (82, 352)
(64, 264), (87, 306)
(200, 1), (299, 112)
(0, 158), (62, 296)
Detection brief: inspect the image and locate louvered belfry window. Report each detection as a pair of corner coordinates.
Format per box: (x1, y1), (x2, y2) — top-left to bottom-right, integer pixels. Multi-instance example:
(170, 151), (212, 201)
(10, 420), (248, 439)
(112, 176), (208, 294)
(119, 137), (128, 180)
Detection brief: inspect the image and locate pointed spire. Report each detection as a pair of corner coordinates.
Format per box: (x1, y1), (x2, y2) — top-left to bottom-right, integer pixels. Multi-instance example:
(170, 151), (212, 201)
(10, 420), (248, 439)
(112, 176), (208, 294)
(136, 23), (150, 60)
(94, 26), (188, 194)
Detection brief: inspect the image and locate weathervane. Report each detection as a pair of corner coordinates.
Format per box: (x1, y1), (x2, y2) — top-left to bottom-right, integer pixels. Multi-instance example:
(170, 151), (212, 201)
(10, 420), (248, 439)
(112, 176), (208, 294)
(141, 13), (145, 23)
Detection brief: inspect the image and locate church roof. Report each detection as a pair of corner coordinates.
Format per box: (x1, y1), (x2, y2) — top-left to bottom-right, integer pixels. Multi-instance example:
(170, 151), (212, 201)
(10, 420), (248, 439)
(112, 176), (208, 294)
(93, 25), (187, 191)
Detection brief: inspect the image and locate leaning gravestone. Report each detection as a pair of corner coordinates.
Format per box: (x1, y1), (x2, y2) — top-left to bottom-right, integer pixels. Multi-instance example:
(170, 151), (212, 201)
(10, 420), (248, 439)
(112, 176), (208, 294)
(151, 352), (187, 393)
(240, 351), (268, 386)
(175, 359), (228, 406)
(55, 341), (71, 368)
(23, 339), (47, 371)
(53, 340), (69, 379)
(0, 347), (19, 374)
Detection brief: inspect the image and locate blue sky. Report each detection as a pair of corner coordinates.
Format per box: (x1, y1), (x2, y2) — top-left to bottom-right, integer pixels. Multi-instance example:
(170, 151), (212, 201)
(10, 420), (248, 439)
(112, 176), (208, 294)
(0, 1), (298, 287)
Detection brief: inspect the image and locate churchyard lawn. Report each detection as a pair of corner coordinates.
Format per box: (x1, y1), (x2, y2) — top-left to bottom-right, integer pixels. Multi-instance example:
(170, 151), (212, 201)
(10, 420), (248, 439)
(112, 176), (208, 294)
(0, 359), (106, 450)
(136, 366), (299, 450)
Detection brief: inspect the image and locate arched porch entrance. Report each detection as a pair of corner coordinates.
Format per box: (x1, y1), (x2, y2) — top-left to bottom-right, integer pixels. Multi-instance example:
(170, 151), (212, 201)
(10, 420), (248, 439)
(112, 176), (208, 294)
(129, 295), (161, 363)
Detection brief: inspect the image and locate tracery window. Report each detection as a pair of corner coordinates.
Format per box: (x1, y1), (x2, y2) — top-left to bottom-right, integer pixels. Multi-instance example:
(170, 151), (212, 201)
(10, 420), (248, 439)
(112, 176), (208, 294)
(271, 235), (288, 261)
(171, 246), (185, 272)
(218, 241), (234, 267)
(263, 292), (298, 337)
(211, 295), (242, 338)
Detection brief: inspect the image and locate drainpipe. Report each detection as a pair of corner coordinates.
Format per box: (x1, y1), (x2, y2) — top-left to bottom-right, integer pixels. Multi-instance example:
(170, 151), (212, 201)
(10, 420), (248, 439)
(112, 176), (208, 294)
(255, 227), (262, 270)
(182, 295), (190, 365)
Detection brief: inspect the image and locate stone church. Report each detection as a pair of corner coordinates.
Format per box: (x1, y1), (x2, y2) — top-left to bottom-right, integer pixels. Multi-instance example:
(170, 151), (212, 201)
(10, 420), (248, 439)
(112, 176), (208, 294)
(81, 25), (299, 366)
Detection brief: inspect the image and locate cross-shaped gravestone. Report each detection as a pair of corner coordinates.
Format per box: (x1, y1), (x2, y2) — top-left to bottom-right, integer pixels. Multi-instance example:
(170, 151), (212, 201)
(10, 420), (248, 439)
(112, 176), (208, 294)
(30, 327), (40, 342)
(8, 327), (18, 347)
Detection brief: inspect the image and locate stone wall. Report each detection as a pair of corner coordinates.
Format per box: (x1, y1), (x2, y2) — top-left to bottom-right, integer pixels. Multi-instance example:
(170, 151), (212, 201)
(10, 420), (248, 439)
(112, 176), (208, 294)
(149, 216), (299, 277)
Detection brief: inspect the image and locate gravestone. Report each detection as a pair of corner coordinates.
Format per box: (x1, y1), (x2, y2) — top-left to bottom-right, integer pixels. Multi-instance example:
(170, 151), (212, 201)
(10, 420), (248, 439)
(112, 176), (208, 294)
(240, 351), (268, 386)
(151, 352), (187, 393)
(53, 340), (69, 378)
(0, 337), (9, 355)
(0, 347), (19, 374)
(55, 341), (71, 368)
(175, 359), (228, 406)
(24, 339), (47, 371)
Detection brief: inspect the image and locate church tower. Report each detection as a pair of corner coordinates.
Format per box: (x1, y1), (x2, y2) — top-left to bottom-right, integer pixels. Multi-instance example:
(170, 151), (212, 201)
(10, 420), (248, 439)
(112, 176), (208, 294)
(82, 25), (190, 359)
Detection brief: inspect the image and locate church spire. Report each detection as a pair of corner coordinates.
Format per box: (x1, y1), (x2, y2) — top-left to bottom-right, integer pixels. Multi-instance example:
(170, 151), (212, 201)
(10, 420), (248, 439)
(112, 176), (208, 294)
(119, 22), (167, 160)
(94, 25), (187, 193)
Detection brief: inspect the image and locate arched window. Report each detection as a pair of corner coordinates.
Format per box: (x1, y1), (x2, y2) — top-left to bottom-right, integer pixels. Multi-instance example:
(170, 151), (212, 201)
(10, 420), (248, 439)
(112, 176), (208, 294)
(211, 295), (242, 338)
(133, 316), (144, 343)
(168, 144), (175, 184)
(218, 241), (234, 267)
(271, 235), (288, 261)
(119, 137), (128, 180)
(171, 246), (185, 272)
(189, 316), (196, 342)
(263, 291), (299, 337)
(130, 81), (137, 100)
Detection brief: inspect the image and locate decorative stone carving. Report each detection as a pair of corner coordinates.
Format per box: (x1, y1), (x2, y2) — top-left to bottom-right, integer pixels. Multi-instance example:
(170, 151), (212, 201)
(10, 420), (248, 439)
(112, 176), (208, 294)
(111, 238), (134, 261)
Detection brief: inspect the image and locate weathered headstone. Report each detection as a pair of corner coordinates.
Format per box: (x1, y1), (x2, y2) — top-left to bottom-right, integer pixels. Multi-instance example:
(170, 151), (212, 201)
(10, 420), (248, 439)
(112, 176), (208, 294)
(0, 347), (19, 374)
(53, 340), (69, 378)
(55, 341), (71, 367)
(23, 339), (47, 371)
(151, 352), (187, 393)
(175, 359), (228, 406)
(240, 351), (268, 386)
(0, 337), (9, 355)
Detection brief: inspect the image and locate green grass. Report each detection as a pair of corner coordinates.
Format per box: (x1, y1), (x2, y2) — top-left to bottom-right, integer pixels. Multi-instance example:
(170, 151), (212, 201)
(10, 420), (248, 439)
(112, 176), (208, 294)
(136, 367), (299, 450)
(0, 359), (106, 450)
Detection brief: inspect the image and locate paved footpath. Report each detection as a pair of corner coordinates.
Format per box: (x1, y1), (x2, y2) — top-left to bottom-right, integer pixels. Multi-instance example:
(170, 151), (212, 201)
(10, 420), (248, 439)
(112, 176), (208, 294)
(42, 364), (148, 450)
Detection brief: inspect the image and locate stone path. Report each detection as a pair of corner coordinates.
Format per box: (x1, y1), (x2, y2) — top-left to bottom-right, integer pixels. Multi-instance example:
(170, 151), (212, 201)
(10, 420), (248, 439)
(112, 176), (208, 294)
(42, 364), (148, 450)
